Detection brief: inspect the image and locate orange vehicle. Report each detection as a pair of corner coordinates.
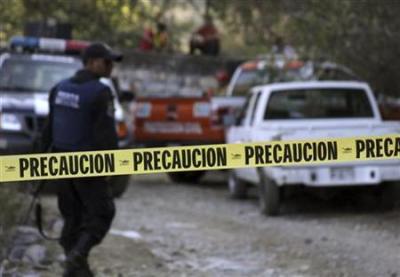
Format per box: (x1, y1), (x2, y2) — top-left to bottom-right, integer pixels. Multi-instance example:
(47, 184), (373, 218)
(133, 90), (226, 182)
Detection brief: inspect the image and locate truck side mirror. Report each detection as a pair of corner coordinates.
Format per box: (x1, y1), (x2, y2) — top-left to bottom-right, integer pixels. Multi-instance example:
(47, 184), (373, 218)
(222, 113), (236, 127)
(119, 90), (135, 102)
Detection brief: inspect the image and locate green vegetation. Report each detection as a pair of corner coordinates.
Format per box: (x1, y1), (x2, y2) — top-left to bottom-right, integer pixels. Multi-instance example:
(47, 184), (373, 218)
(0, 0), (399, 93)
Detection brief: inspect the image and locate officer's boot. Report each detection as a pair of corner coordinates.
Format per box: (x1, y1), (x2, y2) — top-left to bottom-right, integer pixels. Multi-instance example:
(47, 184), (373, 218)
(63, 233), (96, 277)
(63, 250), (93, 277)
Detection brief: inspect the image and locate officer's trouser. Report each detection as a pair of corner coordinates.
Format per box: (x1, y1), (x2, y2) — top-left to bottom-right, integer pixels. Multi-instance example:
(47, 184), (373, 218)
(57, 176), (115, 256)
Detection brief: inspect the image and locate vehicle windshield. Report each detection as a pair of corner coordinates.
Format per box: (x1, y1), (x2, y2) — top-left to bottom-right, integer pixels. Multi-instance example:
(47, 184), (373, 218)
(264, 88), (374, 120)
(0, 58), (81, 92)
(231, 67), (303, 97)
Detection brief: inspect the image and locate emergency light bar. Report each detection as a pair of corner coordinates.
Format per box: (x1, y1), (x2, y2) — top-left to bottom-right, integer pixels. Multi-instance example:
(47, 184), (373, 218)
(9, 36), (90, 54)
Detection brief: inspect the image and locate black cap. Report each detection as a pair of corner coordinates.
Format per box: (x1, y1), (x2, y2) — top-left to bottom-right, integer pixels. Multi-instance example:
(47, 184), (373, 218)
(82, 42), (123, 63)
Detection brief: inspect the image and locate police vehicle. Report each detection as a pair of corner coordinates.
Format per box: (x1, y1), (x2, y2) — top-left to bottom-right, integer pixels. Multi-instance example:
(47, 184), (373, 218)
(0, 36), (131, 196)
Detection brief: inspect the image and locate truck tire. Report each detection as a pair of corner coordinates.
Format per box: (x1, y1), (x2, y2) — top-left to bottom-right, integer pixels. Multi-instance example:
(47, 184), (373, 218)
(167, 171), (205, 183)
(228, 170), (248, 199)
(257, 168), (280, 216)
(109, 175), (130, 198)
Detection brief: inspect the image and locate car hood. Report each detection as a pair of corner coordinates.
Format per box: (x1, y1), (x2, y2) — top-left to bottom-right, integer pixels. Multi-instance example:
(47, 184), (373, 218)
(0, 92), (49, 116)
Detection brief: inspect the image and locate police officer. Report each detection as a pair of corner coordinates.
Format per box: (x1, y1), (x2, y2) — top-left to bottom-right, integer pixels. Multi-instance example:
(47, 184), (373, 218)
(44, 43), (122, 277)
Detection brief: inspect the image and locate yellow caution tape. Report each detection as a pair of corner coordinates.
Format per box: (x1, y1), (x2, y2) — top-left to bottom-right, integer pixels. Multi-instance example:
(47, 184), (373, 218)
(1, 134), (399, 182)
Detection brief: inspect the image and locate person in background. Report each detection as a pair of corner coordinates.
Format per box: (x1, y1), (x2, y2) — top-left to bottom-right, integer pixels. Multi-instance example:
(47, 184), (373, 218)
(138, 27), (154, 51)
(272, 36), (297, 60)
(153, 22), (169, 52)
(43, 43), (122, 277)
(190, 15), (220, 56)
(214, 69), (230, 95)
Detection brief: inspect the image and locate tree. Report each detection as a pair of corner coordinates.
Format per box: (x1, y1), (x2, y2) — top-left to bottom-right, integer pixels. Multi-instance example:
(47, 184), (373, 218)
(210, 0), (400, 96)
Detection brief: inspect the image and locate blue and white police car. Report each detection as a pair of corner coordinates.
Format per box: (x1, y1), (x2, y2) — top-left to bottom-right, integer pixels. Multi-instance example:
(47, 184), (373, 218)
(0, 37), (131, 196)
(0, 36), (131, 153)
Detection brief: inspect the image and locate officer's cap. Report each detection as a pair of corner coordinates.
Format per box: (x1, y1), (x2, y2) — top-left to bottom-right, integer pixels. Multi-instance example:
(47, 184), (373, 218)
(82, 42), (123, 63)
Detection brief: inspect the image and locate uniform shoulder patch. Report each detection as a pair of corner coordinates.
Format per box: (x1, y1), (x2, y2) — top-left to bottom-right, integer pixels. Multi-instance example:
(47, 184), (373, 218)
(55, 91), (80, 109)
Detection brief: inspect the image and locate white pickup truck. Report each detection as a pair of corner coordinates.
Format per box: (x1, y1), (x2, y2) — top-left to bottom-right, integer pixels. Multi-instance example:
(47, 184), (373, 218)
(226, 81), (400, 215)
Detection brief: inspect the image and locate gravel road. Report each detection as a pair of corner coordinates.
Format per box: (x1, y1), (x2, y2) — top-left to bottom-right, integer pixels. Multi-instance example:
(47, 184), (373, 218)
(13, 171), (400, 276)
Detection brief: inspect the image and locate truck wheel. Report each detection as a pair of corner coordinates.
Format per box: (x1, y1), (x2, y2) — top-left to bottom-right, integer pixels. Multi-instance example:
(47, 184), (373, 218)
(257, 168), (280, 216)
(167, 171), (205, 183)
(110, 175), (130, 198)
(228, 170), (248, 199)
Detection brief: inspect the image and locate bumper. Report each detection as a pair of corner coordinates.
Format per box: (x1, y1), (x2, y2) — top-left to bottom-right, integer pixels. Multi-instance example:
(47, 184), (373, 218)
(264, 163), (400, 187)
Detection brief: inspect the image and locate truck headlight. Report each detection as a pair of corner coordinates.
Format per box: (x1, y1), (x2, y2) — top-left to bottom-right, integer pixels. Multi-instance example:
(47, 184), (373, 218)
(116, 121), (128, 139)
(0, 113), (23, 131)
(193, 102), (211, 117)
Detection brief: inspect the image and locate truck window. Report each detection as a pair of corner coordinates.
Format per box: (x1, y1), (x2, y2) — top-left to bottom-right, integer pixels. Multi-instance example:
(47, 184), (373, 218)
(264, 88), (374, 120)
(236, 94), (252, 125)
(232, 68), (273, 97)
(231, 66), (305, 97)
(250, 92), (261, 126)
(0, 58), (81, 92)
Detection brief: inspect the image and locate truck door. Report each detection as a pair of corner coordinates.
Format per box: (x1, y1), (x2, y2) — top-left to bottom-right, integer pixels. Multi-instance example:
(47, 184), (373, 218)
(233, 91), (261, 182)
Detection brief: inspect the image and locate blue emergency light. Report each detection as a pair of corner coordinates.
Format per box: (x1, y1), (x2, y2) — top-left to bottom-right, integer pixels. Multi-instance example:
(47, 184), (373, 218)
(9, 36), (89, 54)
(10, 36), (39, 50)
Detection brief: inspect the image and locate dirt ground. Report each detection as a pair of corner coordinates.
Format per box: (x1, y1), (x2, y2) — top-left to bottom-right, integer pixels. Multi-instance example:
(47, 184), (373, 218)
(15, 171), (400, 276)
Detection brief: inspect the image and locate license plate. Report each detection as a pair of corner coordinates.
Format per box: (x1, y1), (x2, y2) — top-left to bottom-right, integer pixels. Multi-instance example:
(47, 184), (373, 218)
(330, 167), (354, 181)
(144, 122), (202, 134)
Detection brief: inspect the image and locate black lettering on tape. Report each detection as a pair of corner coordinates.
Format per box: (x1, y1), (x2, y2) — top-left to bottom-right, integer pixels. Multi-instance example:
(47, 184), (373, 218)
(143, 152), (153, 171)
(94, 154), (104, 173)
(355, 140), (365, 159)
(69, 156), (78, 175)
(264, 145), (272, 163)
(172, 150), (181, 169)
(89, 155), (94, 174)
(355, 138), (398, 159)
(384, 138), (394, 157)
(30, 158), (39, 177)
(375, 138), (383, 158)
(153, 151), (161, 170)
(327, 142), (338, 160)
(49, 156), (58, 176)
(162, 151), (171, 170)
(273, 144), (282, 163)
(40, 157), (48, 177)
(304, 143), (312, 161)
(293, 143), (302, 163)
(192, 149), (201, 168)
(318, 142), (326, 161)
(255, 146), (264, 164)
(133, 152), (143, 171)
(216, 147), (227, 166)
(366, 139), (375, 158)
(182, 150), (191, 169)
(201, 148), (207, 167)
(59, 157), (69, 175)
(19, 158), (29, 178)
(395, 137), (400, 156)
(244, 147), (254, 165)
(206, 148), (216, 167)
(104, 154), (114, 173)
(283, 144), (292, 163)
(80, 155), (89, 174)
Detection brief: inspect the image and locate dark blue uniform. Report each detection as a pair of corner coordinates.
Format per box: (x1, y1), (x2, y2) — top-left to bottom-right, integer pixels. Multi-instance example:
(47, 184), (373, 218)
(46, 69), (117, 261)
